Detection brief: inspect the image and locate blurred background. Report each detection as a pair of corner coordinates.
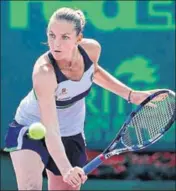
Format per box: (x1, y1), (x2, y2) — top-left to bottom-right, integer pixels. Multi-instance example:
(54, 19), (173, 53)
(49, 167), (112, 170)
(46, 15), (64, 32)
(1, 1), (175, 190)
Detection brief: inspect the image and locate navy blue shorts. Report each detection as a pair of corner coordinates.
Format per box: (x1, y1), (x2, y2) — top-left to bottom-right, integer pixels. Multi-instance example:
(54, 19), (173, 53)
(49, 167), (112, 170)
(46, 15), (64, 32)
(4, 120), (87, 175)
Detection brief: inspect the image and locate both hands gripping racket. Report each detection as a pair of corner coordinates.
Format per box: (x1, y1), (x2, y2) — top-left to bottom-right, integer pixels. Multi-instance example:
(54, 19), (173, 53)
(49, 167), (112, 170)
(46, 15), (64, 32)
(83, 89), (176, 174)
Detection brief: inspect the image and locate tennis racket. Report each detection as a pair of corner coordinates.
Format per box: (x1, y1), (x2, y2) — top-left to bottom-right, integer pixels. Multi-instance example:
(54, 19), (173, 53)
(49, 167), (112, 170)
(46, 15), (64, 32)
(83, 89), (176, 174)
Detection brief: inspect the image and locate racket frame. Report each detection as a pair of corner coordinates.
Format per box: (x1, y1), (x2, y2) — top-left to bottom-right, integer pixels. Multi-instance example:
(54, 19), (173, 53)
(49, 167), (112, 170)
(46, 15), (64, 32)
(83, 89), (175, 174)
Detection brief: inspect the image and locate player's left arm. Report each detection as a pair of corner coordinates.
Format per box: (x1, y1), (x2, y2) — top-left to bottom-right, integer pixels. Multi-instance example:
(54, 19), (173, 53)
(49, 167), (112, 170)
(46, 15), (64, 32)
(80, 38), (153, 104)
(80, 38), (132, 101)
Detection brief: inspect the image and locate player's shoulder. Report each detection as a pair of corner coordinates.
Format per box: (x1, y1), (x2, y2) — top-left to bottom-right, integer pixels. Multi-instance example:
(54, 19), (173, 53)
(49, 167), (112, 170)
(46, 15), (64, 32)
(80, 38), (101, 49)
(32, 52), (56, 86)
(33, 52), (54, 76)
(79, 38), (101, 63)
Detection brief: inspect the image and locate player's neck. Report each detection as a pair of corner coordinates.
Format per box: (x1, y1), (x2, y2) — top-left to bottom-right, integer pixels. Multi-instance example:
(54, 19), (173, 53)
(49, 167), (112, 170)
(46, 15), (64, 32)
(56, 46), (78, 70)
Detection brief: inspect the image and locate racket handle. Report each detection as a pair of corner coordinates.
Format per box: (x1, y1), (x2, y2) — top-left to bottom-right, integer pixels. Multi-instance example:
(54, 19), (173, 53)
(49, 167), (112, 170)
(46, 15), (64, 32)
(83, 154), (105, 175)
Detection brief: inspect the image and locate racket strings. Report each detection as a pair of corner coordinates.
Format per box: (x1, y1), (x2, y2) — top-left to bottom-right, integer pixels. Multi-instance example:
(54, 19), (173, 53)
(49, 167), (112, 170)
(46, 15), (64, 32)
(122, 93), (175, 148)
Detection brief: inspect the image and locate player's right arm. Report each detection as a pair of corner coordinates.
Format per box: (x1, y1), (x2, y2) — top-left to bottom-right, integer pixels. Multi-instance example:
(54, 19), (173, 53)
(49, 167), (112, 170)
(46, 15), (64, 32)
(32, 56), (86, 187)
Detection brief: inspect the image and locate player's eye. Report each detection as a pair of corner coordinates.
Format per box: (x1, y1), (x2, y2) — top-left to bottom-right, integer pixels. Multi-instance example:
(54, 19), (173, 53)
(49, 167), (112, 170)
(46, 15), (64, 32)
(62, 35), (69, 40)
(49, 33), (56, 39)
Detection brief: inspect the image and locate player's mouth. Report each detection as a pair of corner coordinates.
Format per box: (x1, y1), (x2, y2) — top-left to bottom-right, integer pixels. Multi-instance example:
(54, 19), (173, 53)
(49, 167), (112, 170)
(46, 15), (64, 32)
(54, 50), (62, 53)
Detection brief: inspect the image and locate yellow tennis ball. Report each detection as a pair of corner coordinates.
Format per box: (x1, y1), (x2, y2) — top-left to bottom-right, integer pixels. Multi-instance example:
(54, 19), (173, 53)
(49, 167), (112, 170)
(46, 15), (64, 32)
(28, 122), (46, 140)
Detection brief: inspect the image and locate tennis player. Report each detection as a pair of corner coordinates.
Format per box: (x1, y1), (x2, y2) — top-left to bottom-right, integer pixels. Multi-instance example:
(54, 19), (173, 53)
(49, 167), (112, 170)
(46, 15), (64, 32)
(4, 7), (155, 190)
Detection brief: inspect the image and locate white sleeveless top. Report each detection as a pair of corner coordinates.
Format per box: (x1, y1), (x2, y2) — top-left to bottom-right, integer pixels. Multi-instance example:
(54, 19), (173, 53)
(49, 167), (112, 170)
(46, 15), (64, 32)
(15, 45), (94, 137)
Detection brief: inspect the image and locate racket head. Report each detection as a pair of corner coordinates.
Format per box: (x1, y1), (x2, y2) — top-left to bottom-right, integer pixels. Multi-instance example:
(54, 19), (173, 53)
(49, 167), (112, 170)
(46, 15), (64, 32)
(121, 89), (175, 151)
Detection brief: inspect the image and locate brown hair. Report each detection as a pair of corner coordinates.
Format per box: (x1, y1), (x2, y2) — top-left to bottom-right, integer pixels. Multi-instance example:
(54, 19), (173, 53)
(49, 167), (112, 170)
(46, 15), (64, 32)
(48, 7), (86, 35)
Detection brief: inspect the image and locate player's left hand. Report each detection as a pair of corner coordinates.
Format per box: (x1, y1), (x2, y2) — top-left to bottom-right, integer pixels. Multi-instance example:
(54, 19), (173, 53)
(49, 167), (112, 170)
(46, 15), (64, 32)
(129, 90), (158, 105)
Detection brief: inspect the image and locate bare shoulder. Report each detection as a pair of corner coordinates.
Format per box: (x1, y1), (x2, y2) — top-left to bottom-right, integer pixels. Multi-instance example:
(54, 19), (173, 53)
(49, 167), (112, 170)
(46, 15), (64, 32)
(79, 38), (101, 63)
(32, 53), (57, 91)
(80, 38), (101, 49)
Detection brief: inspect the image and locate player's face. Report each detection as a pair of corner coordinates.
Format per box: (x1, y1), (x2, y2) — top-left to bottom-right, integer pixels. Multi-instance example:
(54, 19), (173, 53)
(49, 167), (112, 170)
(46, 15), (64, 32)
(47, 20), (79, 61)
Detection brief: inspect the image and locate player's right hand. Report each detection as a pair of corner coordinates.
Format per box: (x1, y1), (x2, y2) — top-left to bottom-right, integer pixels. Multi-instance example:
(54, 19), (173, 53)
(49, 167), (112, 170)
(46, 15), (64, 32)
(63, 167), (87, 188)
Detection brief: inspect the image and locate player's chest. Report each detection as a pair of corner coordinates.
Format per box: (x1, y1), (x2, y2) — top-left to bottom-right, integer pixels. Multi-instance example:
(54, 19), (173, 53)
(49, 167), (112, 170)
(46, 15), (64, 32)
(60, 65), (84, 81)
(55, 65), (94, 101)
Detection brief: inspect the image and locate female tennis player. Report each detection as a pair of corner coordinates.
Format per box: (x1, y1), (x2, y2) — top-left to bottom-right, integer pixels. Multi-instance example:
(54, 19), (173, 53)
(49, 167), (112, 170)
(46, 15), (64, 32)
(4, 7), (156, 190)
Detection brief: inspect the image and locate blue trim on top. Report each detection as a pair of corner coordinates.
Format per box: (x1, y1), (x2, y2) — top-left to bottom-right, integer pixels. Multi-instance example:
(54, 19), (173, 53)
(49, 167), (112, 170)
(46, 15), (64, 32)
(78, 45), (93, 72)
(48, 52), (67, 83)
(56, 86), (91, 106)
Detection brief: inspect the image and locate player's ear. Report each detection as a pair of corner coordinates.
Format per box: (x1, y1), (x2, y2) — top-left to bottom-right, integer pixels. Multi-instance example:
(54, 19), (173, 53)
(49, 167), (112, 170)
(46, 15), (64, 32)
(77, 33), (83, 43)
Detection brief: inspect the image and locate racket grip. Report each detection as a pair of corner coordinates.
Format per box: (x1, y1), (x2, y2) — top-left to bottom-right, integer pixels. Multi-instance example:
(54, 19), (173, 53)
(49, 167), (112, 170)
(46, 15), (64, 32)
(83, 154), (105, 175)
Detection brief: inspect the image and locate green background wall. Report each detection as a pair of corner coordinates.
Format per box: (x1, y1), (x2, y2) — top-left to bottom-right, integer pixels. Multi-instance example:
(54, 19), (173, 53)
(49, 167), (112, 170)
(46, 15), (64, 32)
(1, 1), (175, 151)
